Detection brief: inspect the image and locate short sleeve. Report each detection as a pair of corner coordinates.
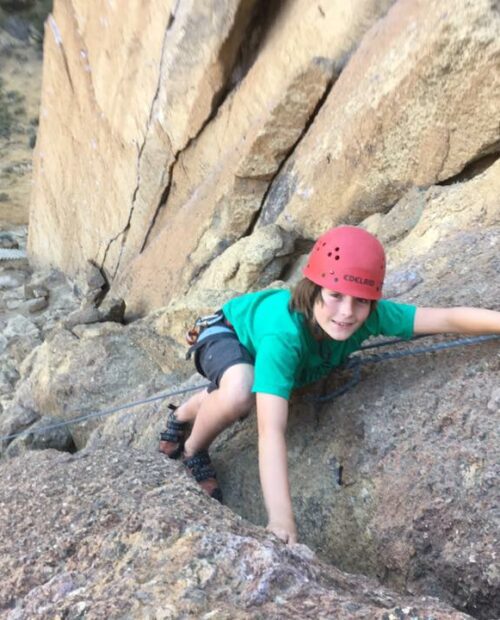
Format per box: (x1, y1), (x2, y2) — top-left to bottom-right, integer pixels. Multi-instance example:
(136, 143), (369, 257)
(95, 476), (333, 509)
(252, 335), (301, 400)
(371, 300), (417, 339)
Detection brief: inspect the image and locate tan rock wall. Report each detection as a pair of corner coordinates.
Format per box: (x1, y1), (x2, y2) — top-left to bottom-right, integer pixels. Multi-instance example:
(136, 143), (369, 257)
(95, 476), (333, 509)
(260, 0), (500, 238)
(28, 0), (257, 278)
(27, 0), (500, 319)
(28, 0), (174, 272)
(112, 0), (395, 314)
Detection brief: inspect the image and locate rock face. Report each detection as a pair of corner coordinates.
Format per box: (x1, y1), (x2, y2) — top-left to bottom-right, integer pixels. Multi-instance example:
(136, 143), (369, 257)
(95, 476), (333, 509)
(28, 0), (260, 277)
(27, 0), (500, 315)
(257, 0), (500, 239)
(7, 0), (500, 618)
(0, 318), (188, 454)
(5, 186), (498, 617)
(28, 0), (397, 313)
(0, 446), (472, 619)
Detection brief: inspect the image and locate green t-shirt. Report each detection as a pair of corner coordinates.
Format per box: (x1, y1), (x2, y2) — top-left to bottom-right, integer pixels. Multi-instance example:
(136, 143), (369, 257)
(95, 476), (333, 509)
(223, 289), (416, 399)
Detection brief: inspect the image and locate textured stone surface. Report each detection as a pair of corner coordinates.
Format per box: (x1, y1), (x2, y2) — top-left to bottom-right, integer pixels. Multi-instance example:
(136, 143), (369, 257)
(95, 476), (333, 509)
(0, 319), (186, 452)
(382, 159), (500, 272)
(28, 0), (258, 277)
(6, 1), (500, 617)
(258, 0), (500, 239)
(0, 446), (471, 619)
(26, 0), (395, 313)
(115, 0), (395, 314)
(4, 159), (500, 617)
(195, 224), (295, 292)
(212, 221), (500, 619)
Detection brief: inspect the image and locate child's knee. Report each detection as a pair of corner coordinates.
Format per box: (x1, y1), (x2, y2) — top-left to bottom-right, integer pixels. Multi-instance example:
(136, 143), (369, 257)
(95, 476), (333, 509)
(224, 389), (254, 419)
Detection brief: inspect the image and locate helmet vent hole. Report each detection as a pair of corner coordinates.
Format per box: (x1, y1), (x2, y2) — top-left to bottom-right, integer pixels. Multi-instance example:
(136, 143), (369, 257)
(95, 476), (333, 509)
(335, 247), (340, 251)
(327, 252), (332, 257)
(335, 255), (340, 261)
(322, 242), (326, 246)
(334, 277), (339, 282)
(321, 273), (326, 278)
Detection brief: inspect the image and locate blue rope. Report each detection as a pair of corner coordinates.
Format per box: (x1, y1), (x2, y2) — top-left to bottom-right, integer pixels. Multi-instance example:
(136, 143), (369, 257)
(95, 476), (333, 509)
(1, 334), (498, 443)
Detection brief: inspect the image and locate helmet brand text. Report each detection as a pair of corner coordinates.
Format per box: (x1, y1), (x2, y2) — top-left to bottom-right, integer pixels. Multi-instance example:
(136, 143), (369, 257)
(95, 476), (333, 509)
(344, 275), (375, 287)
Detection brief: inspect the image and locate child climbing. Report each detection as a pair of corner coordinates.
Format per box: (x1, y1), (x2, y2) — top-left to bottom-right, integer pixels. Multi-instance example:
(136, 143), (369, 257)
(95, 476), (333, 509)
(159, 226), (500, 544)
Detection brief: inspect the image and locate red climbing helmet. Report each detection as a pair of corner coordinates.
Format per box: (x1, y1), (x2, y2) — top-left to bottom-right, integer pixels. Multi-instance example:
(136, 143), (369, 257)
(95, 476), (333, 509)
(303, 226), (386, 300)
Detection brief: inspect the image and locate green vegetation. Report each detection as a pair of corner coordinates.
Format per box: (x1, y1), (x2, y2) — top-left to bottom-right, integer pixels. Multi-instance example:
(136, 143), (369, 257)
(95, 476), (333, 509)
(0, 0), (53, 47)
(0, 78), (15, 138)
(0, 78), (26, 138)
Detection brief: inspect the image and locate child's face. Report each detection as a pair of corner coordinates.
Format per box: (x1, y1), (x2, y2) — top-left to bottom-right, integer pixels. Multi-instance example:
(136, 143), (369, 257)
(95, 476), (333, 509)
(313, 288), (371, 340)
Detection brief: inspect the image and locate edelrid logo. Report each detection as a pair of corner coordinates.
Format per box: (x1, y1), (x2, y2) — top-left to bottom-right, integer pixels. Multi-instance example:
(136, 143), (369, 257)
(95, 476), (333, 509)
(344, 274), (375, 287)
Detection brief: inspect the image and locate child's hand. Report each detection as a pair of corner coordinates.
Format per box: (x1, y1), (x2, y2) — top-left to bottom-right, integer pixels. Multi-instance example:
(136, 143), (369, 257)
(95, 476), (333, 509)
(267, 519), (298, 545)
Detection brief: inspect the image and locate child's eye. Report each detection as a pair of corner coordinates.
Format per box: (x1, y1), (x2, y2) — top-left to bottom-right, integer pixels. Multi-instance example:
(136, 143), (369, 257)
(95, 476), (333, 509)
(328, 292), (343, 300)
(356, 297), (371, 305)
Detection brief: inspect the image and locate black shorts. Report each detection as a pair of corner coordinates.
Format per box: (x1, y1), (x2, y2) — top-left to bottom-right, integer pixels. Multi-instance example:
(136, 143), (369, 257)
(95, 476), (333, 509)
(195, 332), (254, 393)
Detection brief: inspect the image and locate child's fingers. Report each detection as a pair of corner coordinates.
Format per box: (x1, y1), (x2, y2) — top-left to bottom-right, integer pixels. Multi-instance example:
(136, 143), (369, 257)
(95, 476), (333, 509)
(267, 523), (297, 544)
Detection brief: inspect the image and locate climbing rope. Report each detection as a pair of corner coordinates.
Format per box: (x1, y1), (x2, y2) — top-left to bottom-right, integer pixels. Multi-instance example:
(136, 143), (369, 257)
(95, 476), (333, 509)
(314, 334), (500, 403)
(0, 334), (498, 444)
(0, 382), (210, 444)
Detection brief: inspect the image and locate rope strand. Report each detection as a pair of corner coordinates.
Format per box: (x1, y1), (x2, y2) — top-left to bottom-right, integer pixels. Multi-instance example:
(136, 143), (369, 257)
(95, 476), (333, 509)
(1, 334), (498, 444)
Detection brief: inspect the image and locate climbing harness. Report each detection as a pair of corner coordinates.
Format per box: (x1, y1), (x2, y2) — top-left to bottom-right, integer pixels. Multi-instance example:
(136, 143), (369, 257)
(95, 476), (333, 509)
(185, 311), (236, 376)
(185, 311), (233, 346)
(0, 333), (498, 444)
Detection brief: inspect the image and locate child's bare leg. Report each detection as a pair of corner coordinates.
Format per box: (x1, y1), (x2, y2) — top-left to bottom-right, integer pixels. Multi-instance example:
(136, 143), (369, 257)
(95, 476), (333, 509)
(174, 388), (210, 423)
(183, 363), (254, 458)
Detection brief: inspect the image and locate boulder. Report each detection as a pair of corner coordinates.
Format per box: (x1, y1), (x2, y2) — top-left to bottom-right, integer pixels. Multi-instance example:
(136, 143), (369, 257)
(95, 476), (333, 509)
(3, 414), (75, 457)
(0, 446), (472, 619)
(381, 159), (500, 273)
(0, 319), (188, 453)
(0, 401), (38, 450)
(195, 224), (295, 292)
(0, 314), (41, 364)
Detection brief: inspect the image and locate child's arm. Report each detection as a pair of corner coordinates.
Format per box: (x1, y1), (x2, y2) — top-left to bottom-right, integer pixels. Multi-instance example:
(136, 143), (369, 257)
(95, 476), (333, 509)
(256, 392), (297, 545)
(414, 307), (500, 335)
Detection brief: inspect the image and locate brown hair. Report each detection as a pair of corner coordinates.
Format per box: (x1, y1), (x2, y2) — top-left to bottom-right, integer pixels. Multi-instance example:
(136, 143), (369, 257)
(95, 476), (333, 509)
(290, 277), (378, 321)
(289, 278), (323, 321)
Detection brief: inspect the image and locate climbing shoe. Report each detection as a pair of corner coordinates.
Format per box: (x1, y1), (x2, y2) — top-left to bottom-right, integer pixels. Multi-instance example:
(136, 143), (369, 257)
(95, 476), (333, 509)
(159, 404), (190, 460)
(183, 450), (223, 503)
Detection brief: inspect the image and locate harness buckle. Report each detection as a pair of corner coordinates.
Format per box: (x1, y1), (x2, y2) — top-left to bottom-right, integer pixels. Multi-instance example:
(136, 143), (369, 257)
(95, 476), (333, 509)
(185, 311), (225, 345)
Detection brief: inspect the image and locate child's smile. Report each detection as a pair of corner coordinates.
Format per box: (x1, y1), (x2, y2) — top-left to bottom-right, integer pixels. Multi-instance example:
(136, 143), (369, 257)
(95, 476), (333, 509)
(313, 288), (372, 340)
